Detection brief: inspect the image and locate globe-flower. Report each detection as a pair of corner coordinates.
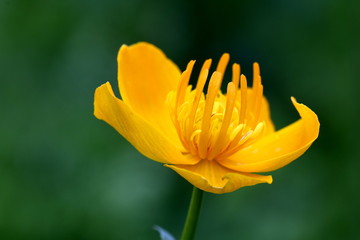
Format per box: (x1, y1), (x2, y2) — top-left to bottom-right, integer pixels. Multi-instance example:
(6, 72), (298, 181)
(94, 42), (319, 194)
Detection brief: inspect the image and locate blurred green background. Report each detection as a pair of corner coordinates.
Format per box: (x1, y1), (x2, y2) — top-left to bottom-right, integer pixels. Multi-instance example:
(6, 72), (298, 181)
(1, 0), (359, 239)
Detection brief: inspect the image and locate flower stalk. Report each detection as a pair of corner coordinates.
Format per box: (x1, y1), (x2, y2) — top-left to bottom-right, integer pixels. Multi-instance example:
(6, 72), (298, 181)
(181, 187), (204, 240)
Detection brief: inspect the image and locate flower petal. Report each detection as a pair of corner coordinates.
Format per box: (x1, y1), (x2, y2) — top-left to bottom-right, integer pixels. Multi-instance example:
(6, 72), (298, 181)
(94, 82), (199, 165)
(165, 160), (272, 194)
(219, 97), (319, 172)
(118, 42), (181, 142)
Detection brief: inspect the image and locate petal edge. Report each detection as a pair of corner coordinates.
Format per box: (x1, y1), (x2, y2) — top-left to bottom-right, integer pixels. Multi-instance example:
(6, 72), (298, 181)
(94, 82), (198, 165)
(165, 161), (272, 194)
(117, 42), (181, 142)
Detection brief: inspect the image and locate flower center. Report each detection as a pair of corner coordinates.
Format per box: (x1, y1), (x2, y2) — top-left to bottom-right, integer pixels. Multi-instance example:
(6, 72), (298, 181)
(167, 54), (266, 161)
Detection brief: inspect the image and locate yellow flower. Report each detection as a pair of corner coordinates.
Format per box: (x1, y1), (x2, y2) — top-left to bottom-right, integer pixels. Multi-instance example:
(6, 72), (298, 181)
(94, 42), (319, 194)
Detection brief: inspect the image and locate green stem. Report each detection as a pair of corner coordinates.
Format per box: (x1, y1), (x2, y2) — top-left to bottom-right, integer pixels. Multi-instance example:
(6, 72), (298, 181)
(180, 187), (204, 240)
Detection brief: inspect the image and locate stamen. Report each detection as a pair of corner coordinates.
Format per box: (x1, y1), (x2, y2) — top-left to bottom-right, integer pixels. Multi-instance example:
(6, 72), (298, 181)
(198, 72), (222, 159)
(200, 58), (212, 75)
(239, 74), (248, 125)
(207, 82), (237, 160)
(253, 62), (260, 79)
(216, 53), (230, 85)
(186, 60), (211, 141)
(172, 61), (195, 150)
(252, 81), (263, 127)
(251, 121), (264, 139)
(189, 129), (202, 155)
(224, 124), (250, 154)
(175, 60), (195, 112)
(190, 129), (202, 143)
(251, 63), (260, 109)
(216, 53), (230, 74)
(231, 63), (240, 88)
(229, 124), (244, 141)
(250, 62), (263, 128)
(218, 130), (254, 159)
(234, 121), (265, 150)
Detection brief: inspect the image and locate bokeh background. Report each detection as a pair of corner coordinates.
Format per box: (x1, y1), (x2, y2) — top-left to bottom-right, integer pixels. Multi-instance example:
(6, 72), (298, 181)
(1, 0), (359, 239)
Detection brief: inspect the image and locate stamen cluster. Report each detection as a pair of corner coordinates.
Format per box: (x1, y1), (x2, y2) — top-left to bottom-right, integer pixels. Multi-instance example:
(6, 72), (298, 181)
(167, 54), (266, 161)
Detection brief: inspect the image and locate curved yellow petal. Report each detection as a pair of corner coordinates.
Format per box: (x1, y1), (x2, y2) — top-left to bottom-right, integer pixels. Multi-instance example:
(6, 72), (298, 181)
(118, 42), (181, 144)
(165, 160), (272, 194)
(94, 82), (199, 165)
(219, 97), (319, 172)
